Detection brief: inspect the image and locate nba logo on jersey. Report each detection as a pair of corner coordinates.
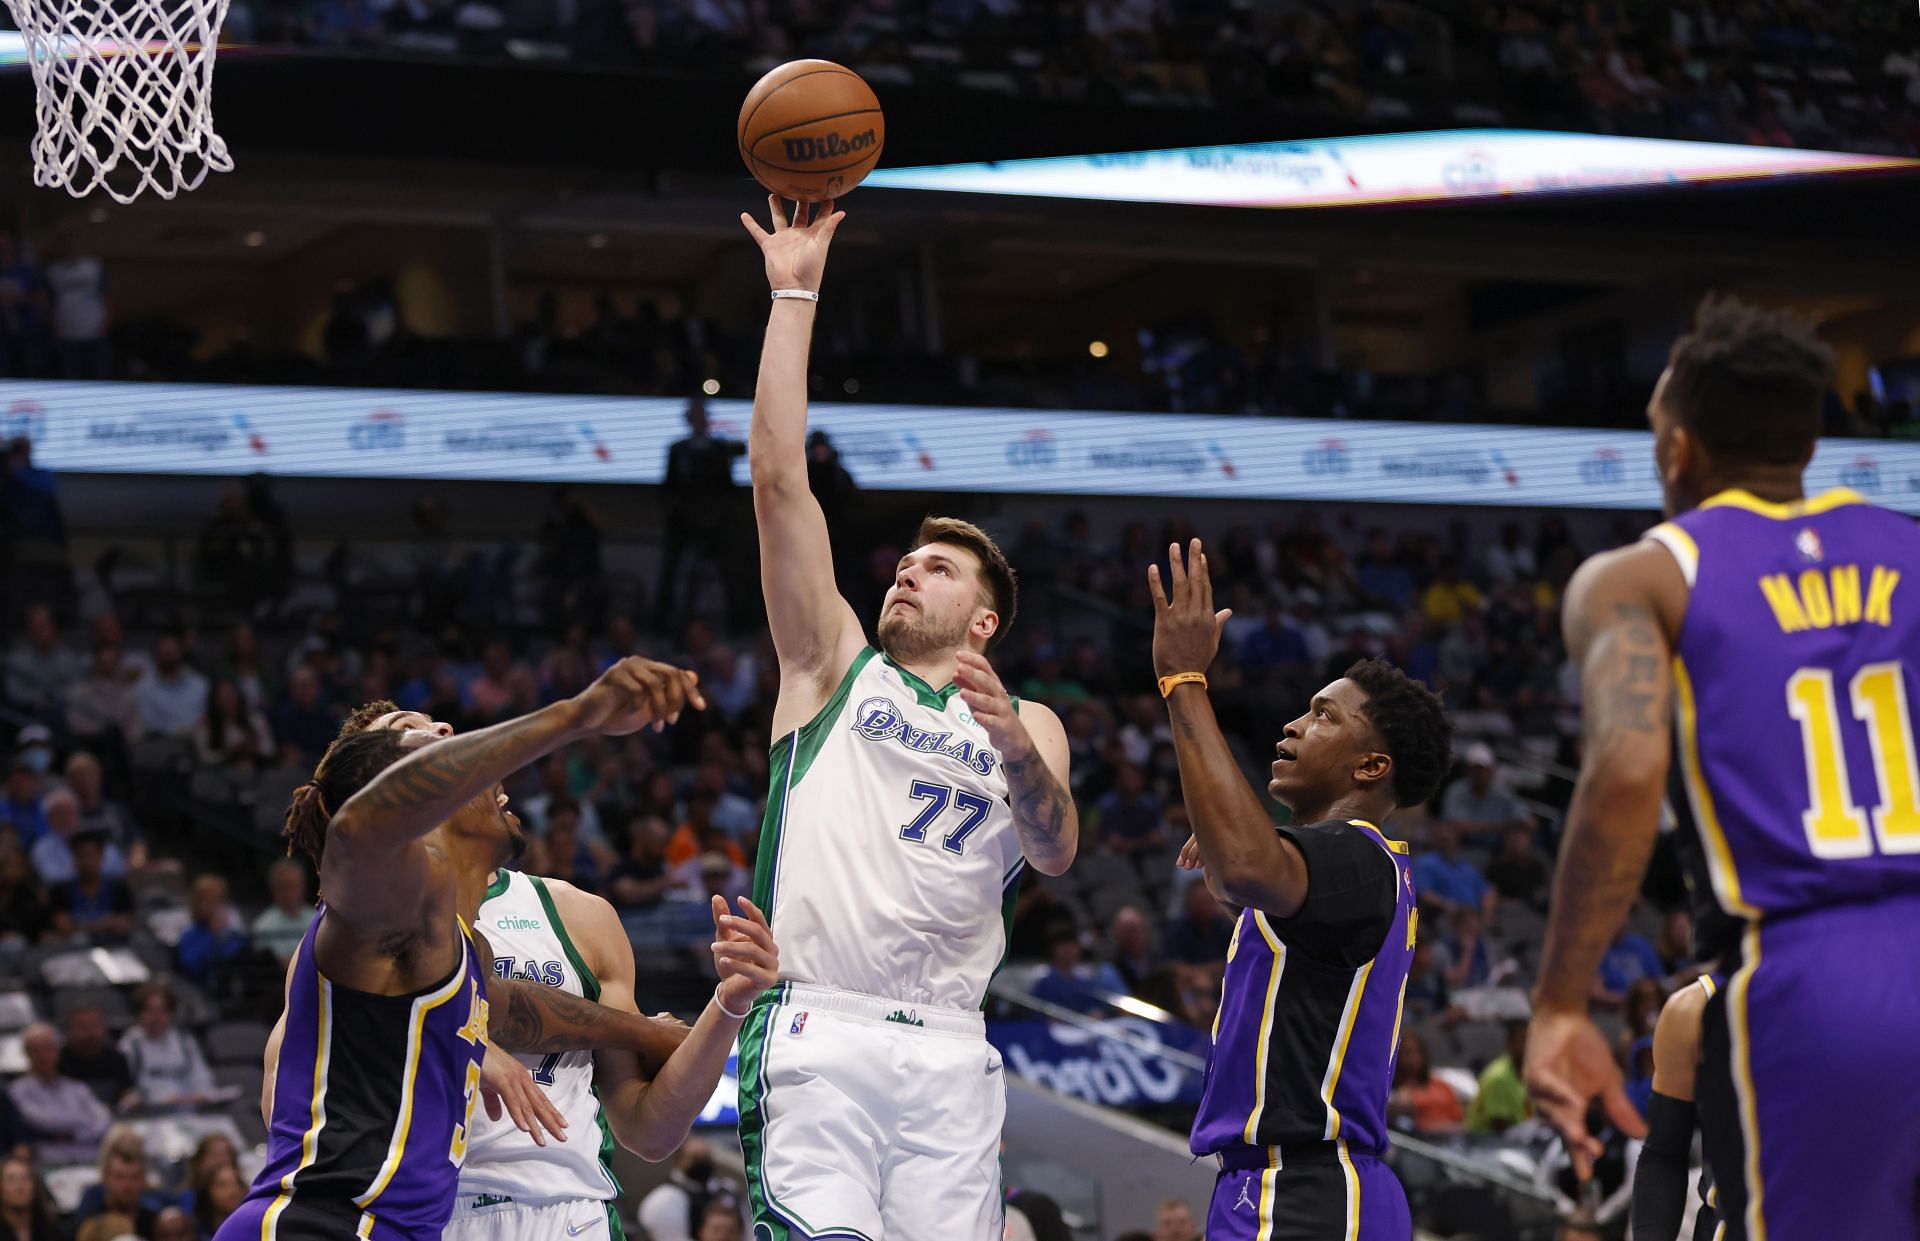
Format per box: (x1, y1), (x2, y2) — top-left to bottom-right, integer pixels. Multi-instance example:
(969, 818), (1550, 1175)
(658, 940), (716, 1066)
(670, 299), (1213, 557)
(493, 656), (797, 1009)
(1796, 526), (1824, 562)
(790, 1012), (808, 1036)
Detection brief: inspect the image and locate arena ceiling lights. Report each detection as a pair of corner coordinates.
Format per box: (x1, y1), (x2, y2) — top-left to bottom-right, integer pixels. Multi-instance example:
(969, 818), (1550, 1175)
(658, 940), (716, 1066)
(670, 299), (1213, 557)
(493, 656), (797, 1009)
(863, 129), (1917, 209)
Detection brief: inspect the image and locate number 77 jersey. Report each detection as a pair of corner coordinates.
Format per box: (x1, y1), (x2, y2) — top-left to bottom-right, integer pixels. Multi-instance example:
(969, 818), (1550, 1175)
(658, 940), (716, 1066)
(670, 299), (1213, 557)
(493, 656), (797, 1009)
(753, 647), (1026, 1011)
(1646, 487), (1920, 959)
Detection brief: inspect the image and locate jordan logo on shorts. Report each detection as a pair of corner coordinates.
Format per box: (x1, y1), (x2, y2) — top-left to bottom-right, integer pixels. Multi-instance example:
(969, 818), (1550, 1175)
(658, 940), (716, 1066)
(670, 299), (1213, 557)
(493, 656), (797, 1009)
(790, 1012), (808, 1035)
(1234, 1180), (1255, 1212)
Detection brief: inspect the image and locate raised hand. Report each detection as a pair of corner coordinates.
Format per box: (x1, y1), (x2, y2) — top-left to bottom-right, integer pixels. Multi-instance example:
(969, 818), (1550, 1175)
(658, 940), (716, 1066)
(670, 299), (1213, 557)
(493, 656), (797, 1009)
(954, 650), (1034, 763)
(739, 193), (845, 293)
(1148, 539), (1232, 681)
(570, 656), (706, 737)
(478, 1042), (568, 1147)
(711, 895), (779, 1015)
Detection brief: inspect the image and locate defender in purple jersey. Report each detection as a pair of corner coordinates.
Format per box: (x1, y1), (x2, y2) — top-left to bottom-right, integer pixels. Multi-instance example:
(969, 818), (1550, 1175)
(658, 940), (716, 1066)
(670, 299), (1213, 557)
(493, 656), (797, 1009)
(220, 657), (703, 1241)
(1149, 541), (1453, 1241)
(1528, 298), (1920, 1240)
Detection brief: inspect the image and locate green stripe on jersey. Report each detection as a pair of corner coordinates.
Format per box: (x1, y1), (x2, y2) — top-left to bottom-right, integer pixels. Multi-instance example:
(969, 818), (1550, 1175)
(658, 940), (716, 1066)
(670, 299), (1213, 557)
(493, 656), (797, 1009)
(529, 876), (599, 1002)
(752, 647), (877, 915)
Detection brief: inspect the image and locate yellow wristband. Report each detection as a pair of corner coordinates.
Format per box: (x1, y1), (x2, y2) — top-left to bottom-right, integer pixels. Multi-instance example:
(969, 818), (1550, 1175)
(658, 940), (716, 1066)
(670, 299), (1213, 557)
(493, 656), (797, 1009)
(1158, 671), (1208, 698)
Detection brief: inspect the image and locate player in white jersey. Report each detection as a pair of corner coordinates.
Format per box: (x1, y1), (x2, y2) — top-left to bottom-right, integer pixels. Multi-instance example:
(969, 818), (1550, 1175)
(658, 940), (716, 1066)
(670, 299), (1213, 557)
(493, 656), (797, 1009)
(737, 195), (1080, 1240)
(310, 705), (783, 1241)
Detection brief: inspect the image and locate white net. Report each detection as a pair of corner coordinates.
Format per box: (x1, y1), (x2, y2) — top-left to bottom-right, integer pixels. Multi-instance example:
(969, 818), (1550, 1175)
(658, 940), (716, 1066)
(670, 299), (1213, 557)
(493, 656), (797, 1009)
(2, 0), (232, 202)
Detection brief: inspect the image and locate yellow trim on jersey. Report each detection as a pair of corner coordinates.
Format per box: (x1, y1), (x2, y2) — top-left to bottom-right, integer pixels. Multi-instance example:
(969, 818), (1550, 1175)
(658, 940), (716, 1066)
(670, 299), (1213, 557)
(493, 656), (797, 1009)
(1320, 961), (1375, 1140)
(1336, 1139), (1361, 1241)
(1644, 521), (1700, 589)
(1698, 974), (1718, 1000)
(1699, 487), (1866, 520)
(263, 970), (334, 1241)
(354, 935), (473, 1213)
(1672, 658), (1761, 919)
(1386, 976), (1409, 1086)
(1729, 924), (1767, 1241)
(355, 1213), (375, 1240)
(1241, 913), (1287, 1146)
(1255, 1153), (1279, 1241)
(1349, 820), (1409, 854)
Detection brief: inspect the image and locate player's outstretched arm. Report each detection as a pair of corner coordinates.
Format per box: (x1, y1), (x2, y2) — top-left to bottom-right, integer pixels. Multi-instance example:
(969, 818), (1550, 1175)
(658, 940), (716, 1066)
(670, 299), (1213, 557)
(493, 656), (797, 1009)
(325, 657), (703, 926)
(740, 196), (866, 696)
(596, 894), (779, 1160)
(954, 652), (1078, 874)
(1527, 541), (1683, 1175)
(1150, 540), (1310, 915)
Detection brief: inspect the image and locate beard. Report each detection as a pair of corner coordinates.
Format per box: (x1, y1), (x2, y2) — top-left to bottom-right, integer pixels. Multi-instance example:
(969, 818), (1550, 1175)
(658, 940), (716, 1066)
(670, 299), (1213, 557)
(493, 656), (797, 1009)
(877, 604), (970, 662)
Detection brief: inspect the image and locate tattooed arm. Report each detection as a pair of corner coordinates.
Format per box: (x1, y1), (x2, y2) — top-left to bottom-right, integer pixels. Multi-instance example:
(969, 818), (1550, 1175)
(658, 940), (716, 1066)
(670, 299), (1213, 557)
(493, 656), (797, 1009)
(1525, 541), (1685, 1174)
(954, 651), (1078, 875)
(1534, 543), (1682, 1010)
(489, 977), (689, 1074)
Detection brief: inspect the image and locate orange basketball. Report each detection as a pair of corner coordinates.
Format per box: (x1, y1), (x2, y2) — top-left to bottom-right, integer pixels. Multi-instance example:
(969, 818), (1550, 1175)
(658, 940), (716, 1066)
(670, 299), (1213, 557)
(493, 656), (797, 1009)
(737, 60), (885, 203)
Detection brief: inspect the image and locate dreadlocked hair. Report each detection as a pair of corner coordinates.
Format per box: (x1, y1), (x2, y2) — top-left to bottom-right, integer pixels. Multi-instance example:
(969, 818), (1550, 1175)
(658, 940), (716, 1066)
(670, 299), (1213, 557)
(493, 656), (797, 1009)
(337, 699), (401, 740)
(1344, 658), (1453, 807)
(282, 728), (408, 870)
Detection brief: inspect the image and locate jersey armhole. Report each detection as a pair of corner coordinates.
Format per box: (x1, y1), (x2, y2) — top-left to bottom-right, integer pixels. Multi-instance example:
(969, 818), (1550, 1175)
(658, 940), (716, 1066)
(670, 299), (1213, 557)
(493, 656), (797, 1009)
(1644, 522), (1699, 588)
(529, 876), (600, 1002)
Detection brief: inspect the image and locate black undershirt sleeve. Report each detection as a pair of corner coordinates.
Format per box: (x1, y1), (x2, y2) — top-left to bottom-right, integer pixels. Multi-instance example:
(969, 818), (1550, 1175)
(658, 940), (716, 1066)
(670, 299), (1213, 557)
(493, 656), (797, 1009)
(1266, 822), (1399, 969)
(1632, 1090), (1698, 1241)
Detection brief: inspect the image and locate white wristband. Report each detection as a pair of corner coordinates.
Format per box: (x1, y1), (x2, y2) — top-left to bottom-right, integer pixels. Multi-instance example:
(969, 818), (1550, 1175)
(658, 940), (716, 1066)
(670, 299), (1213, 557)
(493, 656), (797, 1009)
(714, 987), (752, 1020)
(771, 288), (819, 302)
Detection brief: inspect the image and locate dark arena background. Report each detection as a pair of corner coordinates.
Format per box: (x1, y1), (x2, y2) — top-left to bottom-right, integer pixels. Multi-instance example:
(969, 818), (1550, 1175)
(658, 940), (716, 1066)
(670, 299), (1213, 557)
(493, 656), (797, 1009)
(0, 4), (1916, 1240)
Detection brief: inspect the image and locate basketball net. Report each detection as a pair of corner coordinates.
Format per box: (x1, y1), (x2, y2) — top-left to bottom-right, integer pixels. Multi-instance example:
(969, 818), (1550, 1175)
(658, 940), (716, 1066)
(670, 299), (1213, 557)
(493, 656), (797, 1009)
(3, 0), (232, 202)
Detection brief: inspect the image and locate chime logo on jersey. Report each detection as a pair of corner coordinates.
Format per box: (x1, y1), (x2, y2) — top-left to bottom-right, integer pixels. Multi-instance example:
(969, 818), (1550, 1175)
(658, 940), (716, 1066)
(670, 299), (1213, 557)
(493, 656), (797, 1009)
(851, 696), (998, 776)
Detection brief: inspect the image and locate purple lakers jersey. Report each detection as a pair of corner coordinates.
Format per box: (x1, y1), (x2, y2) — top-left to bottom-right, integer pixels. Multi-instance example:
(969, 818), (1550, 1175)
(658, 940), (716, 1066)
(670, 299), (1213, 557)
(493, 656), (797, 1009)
(1647, 487), (1920, 959)
(1191, 820), (1417, 1160)
(228, 910), (490, 1241)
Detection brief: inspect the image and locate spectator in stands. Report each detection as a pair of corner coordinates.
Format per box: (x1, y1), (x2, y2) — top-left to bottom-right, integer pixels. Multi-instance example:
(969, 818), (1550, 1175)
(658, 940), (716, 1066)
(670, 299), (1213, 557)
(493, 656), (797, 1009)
(9, 1022), (112, 1160)
(0, 841), (49, 942)
(4, 605), (78, 717)
(74, 1125), (162, 1236)
(192, 1162), (244, 1237)
(65, 642), (145, 748)
(665, 789), (744, 878)
(694, 1196), (744, 1241)
(1107, 905), (1158, 994)
(73, 1212), (132, 1241)
(32, 789), (127, 886)
(1018, 643), (1090, 706)
(1031, 928), (1128, 1016)
(655, 397), (747, 629)
(135, 632), (209, 739)
(1439, 743), (1532, 844)
(1412, 821), (1493, 919)
(1092, 761), (1165, 859)
(1593, 923), (1667, 1008)
(0, 757), (49, 847)
(638, 1140), (737, 1241)
(1153, 1199), (1200, 1241)
(1163, 880), (1234, 975)
(1438, 906), (1493, 988)
(691, 762), (757, 838)
(64, 752), (140, 859)
(272, 666), (339, 768)
(1465, 1021), (1532, 1133)
(1423, 556), (1485, 625)
(152, 1205), (196, 1241)
(48, 831), (134, 942)
(1656, 909), (1701, 980)
(1354, 529), (1414, 610)
(180, 1134), (237, 1209)
(522, 753), (605, 843)
(537, 799), (608, 892)
(194, 678), (275, 776)
(609, 817), (676, 912)
(251, 858), (316, 962)
(175, 874), (250, 988)
(44, 240), (110, 380)
(1619, 977), (1665, 1061)
(121, 982), (215, 1108)
(1484, 828), (1549, 908)
(1236, 600), (1313, 675)
(1404, 939), (1455, 1021)
(0, 1155), (62, 1241)
(57, 1002), (134, 1110)
(1389, 1029), (1464, 1135)
(1484, 521), (1536, 587)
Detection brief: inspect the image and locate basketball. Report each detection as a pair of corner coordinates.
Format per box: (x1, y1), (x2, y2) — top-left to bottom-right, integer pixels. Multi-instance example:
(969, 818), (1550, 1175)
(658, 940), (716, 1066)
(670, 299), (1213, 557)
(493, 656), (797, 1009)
(737, 59), (885, 202)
